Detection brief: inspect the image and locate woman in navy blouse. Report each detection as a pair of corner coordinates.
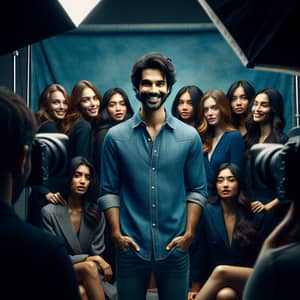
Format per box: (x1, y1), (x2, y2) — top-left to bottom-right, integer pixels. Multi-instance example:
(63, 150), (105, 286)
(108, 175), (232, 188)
(189, 163), (268, 300)
(197, 89), (244, 196)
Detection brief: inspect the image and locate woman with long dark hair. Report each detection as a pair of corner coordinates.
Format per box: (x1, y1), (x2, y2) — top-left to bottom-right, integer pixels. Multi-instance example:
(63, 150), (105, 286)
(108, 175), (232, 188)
(189, 163), (267, 300)
(243, 88), (288, 213)
(171, 85), (203, 128)
(93, 87), (134, 176)
(226, 80), (255, 136)
(41, 156), (116, 300)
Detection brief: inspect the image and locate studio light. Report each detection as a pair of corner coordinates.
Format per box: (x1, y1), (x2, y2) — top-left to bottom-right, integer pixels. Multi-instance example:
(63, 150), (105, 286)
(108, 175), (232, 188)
(58, 0), (102, 27)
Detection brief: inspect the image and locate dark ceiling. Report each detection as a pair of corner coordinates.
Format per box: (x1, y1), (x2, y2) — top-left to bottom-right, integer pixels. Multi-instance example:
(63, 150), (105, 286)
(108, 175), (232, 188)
(83, 0), (211, 24)
(0, 0), (210, 56)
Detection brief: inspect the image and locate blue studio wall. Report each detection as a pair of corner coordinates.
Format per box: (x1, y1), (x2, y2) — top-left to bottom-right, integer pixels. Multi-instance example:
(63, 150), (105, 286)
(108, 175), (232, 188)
(31, 26), (294, 131)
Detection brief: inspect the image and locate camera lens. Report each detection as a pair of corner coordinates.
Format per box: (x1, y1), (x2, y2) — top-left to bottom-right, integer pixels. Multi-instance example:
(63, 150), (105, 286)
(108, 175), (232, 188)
(27, 133), (69, 186)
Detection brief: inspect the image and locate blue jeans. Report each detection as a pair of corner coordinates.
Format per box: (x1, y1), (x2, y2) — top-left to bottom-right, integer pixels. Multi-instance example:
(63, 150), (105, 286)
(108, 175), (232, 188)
(116, 248), (190, 300)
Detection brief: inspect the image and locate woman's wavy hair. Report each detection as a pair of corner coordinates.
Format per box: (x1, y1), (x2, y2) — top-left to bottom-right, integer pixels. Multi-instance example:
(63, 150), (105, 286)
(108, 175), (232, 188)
(197, 89), (236, 153)
(244, 88), (287, 153)
(62, 156), (102, 225)
(35, 83), (69, 128)
(61, 80), (102, 134)
(210, 163), (259, 261)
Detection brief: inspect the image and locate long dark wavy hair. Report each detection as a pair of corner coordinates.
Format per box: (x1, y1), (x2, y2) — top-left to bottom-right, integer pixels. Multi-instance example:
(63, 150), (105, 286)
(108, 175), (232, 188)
(244, 88), (287, 156)
(226, 80), (255, 129)
(62, 156), (102, 225)
(210, 163), (259, 261)
(171, 85), (203, 127)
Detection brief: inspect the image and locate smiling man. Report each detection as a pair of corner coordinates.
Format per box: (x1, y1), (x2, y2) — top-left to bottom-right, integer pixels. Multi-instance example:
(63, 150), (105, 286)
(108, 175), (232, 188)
(98, 52), (208, 300)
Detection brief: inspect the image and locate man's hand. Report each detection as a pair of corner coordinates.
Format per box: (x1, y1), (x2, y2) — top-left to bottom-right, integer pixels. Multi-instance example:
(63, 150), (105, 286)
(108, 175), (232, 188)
(112, 232), (140, 252)
(166, 232), (193, 251)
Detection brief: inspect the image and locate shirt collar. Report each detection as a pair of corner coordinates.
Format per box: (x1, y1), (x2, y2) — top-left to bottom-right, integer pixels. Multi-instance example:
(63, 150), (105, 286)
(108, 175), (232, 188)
(132, 109), (176, 130)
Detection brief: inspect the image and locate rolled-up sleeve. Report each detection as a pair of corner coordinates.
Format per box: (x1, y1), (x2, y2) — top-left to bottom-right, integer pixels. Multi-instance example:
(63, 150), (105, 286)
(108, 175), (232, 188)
(185, 132), (208, 207)
(98, 131), (121, 211)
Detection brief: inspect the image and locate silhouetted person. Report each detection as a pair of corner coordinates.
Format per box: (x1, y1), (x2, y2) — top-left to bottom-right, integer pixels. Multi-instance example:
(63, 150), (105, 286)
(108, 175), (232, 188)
(0, 86), (80, 300)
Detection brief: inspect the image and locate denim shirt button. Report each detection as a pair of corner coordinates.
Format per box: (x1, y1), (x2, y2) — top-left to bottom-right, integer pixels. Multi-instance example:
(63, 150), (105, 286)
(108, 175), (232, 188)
(152, 223), (156, 227)
(151, 186), (155, 190)
(152, 203), (156, 208)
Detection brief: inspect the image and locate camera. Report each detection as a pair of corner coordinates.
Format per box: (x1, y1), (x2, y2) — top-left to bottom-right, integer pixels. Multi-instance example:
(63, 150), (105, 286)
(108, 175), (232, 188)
(27, 133), (70, 186)
(246, 126), (300, 202)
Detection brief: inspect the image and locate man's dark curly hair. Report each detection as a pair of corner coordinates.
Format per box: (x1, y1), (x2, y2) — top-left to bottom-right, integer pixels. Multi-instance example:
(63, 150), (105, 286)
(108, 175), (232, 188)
(131, 52), (176, 94)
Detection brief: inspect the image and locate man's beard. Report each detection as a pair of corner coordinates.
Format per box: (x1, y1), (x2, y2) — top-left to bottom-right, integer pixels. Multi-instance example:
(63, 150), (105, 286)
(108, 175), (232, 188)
(136, 91), (168, 111)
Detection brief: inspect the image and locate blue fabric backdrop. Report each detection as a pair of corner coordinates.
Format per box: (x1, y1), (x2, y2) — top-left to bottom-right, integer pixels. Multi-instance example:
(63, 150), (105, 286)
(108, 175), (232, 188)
(31, 26), (294, 131)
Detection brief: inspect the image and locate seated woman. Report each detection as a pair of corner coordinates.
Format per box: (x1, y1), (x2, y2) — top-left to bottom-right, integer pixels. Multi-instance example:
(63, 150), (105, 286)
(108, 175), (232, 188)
(41, 156), (116, 300)
(189, 163), (269, 300)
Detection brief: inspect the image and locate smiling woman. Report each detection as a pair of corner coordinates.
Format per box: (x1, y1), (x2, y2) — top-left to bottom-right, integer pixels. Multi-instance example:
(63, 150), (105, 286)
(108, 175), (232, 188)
(35, 83), (69, 133)
(60, 80), (102, 162)
(30, 27), (294, 131)
(243, 88), (288, 215)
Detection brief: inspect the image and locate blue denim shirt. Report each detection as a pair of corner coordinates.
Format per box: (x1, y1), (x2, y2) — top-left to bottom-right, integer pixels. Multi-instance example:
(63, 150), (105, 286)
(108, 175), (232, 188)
(98, 111), (208, 261)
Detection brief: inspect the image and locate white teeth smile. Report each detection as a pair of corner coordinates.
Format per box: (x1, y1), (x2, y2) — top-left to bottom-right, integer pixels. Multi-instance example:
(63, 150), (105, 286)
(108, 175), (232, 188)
(149, 97), (160, 101)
